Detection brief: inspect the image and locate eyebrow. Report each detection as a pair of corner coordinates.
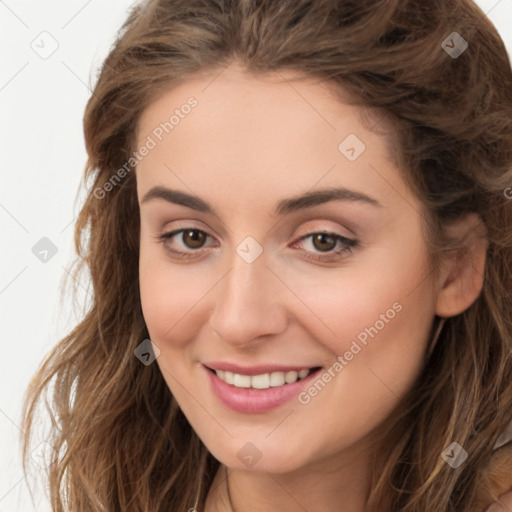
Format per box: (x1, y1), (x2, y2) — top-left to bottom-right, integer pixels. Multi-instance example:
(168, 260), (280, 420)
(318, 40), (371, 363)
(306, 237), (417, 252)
(140, 185), (383, 216)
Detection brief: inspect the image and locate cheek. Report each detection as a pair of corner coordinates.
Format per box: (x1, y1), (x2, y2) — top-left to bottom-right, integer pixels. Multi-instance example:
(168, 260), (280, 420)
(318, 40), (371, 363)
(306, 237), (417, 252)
(289, 263), (434, 452)
(286, 234), (434, 365)
(139, 244), (208, 346)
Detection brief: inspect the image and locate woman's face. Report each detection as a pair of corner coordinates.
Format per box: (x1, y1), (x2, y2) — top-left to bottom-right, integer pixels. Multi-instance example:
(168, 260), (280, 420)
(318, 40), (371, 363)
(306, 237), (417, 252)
(136, 64), (439, 473)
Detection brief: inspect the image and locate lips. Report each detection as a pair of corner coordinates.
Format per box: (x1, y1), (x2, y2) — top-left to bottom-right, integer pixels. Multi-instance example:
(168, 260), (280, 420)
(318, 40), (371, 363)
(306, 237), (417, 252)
(203, 363), (324, 414)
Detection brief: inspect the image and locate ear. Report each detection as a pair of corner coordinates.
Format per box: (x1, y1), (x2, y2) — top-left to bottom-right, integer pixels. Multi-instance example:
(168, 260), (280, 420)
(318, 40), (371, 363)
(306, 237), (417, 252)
(434, 213), (489, 318)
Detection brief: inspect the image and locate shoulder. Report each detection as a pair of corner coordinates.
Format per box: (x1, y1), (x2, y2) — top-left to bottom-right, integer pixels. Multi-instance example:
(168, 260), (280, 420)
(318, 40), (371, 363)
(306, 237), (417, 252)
(478, 443), (512, 511)
(481, 421), (512, 511)
(484, 490), (512, 511)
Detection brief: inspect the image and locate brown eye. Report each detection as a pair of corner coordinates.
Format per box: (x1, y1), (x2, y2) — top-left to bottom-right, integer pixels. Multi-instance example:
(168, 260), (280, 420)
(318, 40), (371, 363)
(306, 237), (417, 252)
(157, 228), (215, 261)
(290, 231), (358, 262)
(182, 229), (207, 249)
(312, 233), (337, 252)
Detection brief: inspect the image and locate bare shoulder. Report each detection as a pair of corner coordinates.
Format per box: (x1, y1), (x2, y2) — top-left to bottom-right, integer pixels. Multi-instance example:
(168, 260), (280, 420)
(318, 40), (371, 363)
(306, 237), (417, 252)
(484, 490), (512, 511)
(477, 443), (512, 511)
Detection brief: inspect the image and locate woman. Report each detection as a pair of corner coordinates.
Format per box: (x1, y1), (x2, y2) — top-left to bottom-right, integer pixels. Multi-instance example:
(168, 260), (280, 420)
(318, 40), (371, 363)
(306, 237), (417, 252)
(21, 0), (512, 510)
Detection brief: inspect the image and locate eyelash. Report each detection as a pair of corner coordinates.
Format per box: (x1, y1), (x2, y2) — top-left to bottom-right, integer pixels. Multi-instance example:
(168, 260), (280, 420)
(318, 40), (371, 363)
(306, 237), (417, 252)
(155, 228), (358, 262)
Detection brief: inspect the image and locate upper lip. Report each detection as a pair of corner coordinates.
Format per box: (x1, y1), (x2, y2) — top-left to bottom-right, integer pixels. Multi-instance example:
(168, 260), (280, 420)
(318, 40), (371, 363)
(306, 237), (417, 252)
(203, 361), (321, 376)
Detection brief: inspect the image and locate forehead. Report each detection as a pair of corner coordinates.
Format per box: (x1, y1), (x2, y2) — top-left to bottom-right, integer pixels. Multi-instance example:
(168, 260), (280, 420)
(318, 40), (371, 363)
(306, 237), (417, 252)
(138, 63), (376, 145)
(137, 66), (346, 142)
(134, 64), (415, 215)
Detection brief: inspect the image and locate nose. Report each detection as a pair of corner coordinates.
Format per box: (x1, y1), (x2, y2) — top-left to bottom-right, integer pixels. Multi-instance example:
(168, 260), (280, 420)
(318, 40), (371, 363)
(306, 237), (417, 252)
(208, 249), (288, 348)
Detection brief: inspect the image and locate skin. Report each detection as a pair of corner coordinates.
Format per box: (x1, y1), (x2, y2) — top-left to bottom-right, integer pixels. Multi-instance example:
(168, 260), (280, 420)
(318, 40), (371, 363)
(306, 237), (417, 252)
(487, 493), (512, 512)
(135, 62), (488, 511)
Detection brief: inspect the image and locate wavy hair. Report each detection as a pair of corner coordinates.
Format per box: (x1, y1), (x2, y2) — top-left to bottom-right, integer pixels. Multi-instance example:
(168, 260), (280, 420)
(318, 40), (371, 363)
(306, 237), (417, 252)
(21, 0), (512, 510)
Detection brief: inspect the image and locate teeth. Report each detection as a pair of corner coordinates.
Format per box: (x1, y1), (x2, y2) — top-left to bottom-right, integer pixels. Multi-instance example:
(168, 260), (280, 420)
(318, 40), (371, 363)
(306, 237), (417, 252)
(269, 372), (285, 387)
(214, 368), (313, 389)
(298, 369), (310, 379)
(233, 373), (251, 388)
(251, 373), (270, 389)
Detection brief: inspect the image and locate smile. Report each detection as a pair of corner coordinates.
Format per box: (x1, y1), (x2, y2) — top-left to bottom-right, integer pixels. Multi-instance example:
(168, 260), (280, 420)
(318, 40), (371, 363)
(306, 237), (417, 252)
(211, 367), (316, 389)
(204, 364), (324, 414)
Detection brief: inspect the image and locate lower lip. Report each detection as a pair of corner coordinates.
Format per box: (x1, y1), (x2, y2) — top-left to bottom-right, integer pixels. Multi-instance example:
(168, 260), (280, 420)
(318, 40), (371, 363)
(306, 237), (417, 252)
(204, 365), (322, 414)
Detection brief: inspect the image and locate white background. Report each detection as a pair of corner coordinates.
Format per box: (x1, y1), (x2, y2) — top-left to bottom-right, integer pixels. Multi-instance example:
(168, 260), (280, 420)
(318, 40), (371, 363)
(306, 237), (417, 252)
(1, 0), (511, 510)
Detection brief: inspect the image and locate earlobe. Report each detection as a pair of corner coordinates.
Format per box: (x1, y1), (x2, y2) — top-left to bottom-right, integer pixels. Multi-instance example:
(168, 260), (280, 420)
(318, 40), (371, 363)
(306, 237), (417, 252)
(434, 213), (489, 318)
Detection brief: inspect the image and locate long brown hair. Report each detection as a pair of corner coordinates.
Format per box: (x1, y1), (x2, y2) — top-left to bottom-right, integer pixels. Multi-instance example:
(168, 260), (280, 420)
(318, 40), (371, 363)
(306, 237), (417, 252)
(21, 0), (512, 510)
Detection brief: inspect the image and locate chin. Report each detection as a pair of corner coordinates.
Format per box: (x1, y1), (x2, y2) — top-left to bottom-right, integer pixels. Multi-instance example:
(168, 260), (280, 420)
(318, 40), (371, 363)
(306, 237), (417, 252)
(206, 439), (315, 475)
